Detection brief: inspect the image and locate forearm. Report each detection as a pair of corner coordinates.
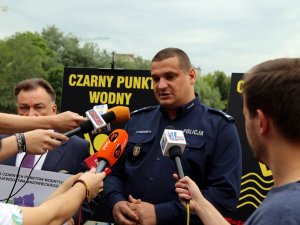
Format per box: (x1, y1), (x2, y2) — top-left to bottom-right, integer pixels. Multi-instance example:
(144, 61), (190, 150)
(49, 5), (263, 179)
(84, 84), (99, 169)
(195, 198), (230, 225)
(0, 135), (19, 160)
(0, 113), (52, 133)
(22, 183), (86, 225)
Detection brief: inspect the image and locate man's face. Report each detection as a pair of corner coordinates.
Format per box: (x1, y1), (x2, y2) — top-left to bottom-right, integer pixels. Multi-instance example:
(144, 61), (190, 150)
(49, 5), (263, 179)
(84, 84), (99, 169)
(16, 87), (57, 117)
(150, 56), (195, 109)
(243, 97), (266, 163)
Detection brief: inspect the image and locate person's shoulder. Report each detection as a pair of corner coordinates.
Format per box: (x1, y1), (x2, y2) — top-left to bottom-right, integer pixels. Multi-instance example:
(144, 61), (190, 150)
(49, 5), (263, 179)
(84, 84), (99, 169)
(69, 135), (89, 145)
(207, 107), (235, 122)
(131, 105), (159, 116)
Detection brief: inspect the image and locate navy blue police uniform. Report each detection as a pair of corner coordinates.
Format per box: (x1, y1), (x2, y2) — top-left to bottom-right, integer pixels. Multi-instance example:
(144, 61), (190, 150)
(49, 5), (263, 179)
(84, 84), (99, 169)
(103, 96), (242, 225)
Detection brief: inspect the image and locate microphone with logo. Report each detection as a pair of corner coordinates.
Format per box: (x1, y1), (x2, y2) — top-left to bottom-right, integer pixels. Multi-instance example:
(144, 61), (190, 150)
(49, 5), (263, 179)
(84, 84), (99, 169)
(83, 129), (128, 174)
(160, 126), (186, 179)
(63, 106), (130, 137)
(160, 126), (190, 208)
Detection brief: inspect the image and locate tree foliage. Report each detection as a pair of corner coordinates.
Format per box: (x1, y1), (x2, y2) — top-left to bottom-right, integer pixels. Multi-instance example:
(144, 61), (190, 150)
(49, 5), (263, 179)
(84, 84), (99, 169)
(196, 71), (231, 111)
(0, 32), (54, 112)
(0, 25), (230, 113)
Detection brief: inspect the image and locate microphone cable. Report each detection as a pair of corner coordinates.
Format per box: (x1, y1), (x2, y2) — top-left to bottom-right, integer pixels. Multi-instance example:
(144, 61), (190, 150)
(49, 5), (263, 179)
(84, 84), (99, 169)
(3, 153), (42, 203)
(186, 201), (190, 225)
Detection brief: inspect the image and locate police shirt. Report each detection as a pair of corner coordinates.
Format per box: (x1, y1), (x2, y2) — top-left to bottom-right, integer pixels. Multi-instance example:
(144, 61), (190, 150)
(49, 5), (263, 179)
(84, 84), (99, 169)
(103, 96), (242, 225)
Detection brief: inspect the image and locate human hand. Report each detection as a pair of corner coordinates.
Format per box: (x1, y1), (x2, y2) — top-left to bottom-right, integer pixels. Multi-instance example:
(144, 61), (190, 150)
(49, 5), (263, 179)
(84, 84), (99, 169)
(113, 200), (139, 225)
(174, 174), (204, 212)
(128, 195), (156, 225)
(24, 129), (69, 154)
(51, 111), (87, 133)
(78, 167), (106, 200)
(47, 173), (82, 201)
(66, 217), (75, 225)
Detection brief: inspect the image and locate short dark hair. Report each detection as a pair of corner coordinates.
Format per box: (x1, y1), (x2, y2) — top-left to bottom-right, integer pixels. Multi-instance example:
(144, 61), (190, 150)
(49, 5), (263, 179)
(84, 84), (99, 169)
(243, 58), (300, 142)
(152, 47), (192, 72)
(14, 78), (56, 102)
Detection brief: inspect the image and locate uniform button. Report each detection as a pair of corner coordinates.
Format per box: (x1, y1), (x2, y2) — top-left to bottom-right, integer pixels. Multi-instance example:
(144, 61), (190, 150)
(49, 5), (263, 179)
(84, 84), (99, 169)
(149, 177), (154, 181)
(156, 157), (160, 160)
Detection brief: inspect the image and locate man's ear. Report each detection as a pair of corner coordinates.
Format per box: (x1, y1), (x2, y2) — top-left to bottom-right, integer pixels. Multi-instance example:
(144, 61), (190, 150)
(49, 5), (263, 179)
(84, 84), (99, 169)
(188, 68), (197, 84)
(52, 103), (57, 114)
(256, 109), (269, 135)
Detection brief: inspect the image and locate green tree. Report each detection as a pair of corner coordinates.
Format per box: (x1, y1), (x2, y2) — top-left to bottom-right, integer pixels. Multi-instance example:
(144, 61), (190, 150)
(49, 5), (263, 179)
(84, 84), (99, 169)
(202, 71), (230, 111)
(40, 26), (151, 110)
(0, 32), (55, 112)
(195, 75), (225, 110)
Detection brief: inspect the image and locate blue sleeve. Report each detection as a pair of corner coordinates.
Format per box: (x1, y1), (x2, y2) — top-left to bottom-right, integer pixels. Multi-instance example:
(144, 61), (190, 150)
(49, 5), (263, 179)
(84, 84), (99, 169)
(202, 120), (242, 215)
(102, 154), (127, 210)
(154, 201), (202, 225)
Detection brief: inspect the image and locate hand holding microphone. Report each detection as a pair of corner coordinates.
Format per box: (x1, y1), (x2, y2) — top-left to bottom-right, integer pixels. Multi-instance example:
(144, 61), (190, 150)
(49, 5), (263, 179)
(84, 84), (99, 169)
(63, 106), (130, 137)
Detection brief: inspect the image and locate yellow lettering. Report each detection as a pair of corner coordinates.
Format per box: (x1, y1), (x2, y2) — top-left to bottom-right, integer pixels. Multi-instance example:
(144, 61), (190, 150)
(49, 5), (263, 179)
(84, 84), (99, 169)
(69, 74), (77, 86)
(124, 93), (132, 105)
(237, 80), (244, 93)
(106, 76), (114, 88)
(117, 76), (125, 88)
(76, 75), (83, 86)
(100, 92), (108, 103)
(142, 77), (153, 89)
(108, 92), (116, 104)
(116, 76), (153, 89)
(83, 133), (95, 155)
(83, 75), (90, 86)
(90, 75), (98, 87)
(259, 162), (273, 177)
(68, 74), (115, 87)
(89, 91), (132, 105)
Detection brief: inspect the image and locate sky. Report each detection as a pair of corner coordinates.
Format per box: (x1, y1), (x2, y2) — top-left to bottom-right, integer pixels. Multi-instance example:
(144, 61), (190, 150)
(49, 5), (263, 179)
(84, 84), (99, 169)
(1, 0), (300, 75)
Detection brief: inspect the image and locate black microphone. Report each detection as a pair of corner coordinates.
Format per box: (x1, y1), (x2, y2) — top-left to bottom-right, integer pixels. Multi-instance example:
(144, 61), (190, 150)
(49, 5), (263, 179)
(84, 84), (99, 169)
(160, 126), (190, 205)
(160, 126), (186, 179)
(63, 106), (130, 137)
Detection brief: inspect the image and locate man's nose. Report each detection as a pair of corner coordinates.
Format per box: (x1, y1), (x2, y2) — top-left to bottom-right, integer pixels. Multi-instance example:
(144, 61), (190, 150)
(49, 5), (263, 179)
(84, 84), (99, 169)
(27, 108), (38, 117)
(158, 79), (168, 89)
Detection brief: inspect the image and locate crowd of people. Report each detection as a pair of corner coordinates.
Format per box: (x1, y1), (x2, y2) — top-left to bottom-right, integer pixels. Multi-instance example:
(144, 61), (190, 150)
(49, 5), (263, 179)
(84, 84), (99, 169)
(1, 47), (300, 225)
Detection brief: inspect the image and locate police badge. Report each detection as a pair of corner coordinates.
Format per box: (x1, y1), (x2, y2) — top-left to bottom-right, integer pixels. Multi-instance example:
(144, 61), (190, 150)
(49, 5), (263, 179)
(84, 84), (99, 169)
(133, 144), (141, 157)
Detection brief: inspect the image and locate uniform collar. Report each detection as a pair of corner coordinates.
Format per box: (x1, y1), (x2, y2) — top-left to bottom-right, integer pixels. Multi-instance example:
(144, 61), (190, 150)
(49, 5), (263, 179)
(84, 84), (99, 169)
(159, 93), (201, 119)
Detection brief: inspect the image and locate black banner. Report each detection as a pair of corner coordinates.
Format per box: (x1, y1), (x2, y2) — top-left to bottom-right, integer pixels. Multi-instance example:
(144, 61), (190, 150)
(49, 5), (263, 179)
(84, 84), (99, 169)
(226, 73), (274, 225)
(61, 67), (158, 156)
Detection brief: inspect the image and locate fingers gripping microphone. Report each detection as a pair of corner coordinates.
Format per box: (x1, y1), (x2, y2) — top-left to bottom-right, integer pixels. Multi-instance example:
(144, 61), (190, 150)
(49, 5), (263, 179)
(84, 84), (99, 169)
(95, 129), (128, 173)
(160, 126), (186, 179)
(63, 106), (130, 137)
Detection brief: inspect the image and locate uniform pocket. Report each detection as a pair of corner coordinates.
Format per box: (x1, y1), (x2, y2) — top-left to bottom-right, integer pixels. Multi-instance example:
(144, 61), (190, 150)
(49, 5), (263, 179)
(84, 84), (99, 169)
(126, 132), (156, 165)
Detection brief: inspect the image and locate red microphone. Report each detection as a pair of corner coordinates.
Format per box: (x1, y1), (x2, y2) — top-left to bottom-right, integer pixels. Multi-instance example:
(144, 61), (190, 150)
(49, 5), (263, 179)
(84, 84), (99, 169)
(94, 129), (128, 173)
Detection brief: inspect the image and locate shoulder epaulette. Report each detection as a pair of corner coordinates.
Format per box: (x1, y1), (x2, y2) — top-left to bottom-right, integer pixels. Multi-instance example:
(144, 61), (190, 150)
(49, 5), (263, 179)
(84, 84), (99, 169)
(208, 108), (234, 122)
(131, 105), (158, 116)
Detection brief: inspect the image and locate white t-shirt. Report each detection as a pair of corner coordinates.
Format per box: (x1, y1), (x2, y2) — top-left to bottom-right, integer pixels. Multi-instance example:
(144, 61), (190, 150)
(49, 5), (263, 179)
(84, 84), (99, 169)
(0, 202), (23, 225)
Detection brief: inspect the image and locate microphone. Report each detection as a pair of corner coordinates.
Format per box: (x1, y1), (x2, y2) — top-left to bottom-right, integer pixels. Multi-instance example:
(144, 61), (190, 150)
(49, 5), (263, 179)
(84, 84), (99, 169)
(91, 104), (111, 134)
(63, 106), (130, 137)
(160, 126), (186, 179)
(95, 129), (128, 173)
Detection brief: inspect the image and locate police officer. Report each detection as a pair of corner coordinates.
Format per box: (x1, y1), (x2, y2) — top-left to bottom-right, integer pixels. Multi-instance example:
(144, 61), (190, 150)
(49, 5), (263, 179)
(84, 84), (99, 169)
(103, 47), (242, 225)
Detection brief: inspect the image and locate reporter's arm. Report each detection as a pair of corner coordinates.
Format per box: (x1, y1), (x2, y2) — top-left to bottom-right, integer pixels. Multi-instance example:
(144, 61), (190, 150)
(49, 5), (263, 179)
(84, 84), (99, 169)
(0, 135), (18, 160)
(175, 176), (230, 225)
(22, 169), (106, 225)
(0, 129), (68, 161)
(22, 181), (87, 225)
(0, 111), (86, 134)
